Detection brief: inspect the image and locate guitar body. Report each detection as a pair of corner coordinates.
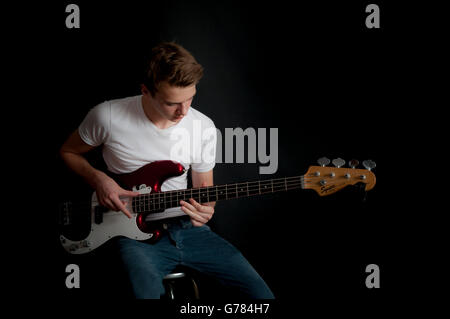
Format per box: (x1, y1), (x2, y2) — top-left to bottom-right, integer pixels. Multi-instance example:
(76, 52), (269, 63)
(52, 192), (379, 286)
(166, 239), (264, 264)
(60, 160), (185, 254)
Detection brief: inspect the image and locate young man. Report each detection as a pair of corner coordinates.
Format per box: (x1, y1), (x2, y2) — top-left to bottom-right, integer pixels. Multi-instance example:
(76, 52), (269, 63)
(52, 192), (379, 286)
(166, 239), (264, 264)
(60, 42), (274, 299)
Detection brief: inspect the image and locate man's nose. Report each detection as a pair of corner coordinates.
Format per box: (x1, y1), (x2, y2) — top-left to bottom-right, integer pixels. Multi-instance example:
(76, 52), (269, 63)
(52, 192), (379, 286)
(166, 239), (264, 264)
(178, 102), (189, 115)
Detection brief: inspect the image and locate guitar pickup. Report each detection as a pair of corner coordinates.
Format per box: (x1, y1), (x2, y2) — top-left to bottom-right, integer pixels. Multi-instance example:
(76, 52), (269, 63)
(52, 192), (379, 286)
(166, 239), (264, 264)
(94, 205), (108, 224)
(58, 201), (72, 226)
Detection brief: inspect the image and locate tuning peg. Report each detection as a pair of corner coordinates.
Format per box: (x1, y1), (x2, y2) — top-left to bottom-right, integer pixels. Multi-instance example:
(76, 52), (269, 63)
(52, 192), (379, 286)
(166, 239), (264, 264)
(349, 159), (359, 169)
(332, 158), (345, 168)
(362, 160), (376, 171)
(317, 157), (330, 167)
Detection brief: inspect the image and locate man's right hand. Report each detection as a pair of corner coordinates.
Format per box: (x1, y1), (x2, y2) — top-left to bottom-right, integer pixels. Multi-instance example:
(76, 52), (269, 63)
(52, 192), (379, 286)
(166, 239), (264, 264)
(93, 172), (139, 218)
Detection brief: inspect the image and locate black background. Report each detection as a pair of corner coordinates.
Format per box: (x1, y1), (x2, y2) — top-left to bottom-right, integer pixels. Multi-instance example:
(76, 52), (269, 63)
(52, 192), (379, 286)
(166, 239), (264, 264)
(11, 0), (447, 313)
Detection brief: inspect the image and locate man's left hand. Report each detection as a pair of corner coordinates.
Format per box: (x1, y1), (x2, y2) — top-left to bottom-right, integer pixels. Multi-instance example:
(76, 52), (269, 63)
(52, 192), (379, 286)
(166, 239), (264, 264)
(180, 197), (215, 227)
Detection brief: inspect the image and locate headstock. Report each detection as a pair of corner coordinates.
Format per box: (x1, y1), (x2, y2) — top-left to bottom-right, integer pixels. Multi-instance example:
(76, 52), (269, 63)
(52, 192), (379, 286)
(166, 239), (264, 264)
(303, 157), (376, 196)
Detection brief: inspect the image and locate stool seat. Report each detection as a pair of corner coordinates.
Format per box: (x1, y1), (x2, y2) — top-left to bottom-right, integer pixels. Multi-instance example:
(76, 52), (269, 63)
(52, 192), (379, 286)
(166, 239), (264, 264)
(164, 272), (186, 280)
(163, 270), (199, 300)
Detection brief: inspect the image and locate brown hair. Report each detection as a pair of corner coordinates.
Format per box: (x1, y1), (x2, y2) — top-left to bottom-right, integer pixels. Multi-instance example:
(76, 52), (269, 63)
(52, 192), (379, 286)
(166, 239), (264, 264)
(143, 42), (204, 96)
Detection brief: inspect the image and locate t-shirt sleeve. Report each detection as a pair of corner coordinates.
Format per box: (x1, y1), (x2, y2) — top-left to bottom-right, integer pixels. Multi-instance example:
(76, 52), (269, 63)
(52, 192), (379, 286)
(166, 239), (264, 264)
(191, 119), (217, 173)
(78, 101), (111, 146)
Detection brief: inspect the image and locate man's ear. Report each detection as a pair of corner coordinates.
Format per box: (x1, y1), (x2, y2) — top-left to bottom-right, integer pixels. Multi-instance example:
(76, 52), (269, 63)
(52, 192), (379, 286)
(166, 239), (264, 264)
(141, 84), (156, 98)
(141, 84), (149, 95)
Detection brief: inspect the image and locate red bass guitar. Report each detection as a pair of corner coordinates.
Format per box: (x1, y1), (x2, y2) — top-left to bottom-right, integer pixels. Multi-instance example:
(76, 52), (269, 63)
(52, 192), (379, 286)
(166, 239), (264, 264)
(59, 158), (376, 254)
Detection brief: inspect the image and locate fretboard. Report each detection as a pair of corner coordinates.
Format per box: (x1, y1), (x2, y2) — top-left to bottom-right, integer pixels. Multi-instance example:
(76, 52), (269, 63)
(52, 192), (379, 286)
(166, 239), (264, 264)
(132, 175), (305, 214)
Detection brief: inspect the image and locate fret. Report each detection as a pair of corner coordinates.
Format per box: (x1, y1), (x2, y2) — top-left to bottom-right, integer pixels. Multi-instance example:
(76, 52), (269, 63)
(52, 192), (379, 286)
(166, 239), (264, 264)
(206, 187), (210, 202)
(235, 183), (238, 198)
(209, 186), (218, 202)
(273, 179), (285, 192)
(216, 185), (218, 202)
(164, 192), (169, 208)
(168, 191), (171, 208)
(227, 184), (236, 199)
(259, 181), (261, 194)
(216, 185), (227, 201)
(271, 179), (274, 193)
(226, 184), (234, 200)
(139, 196), (142, 213)
(173, 190), (177, 207)
(172, 190), (177, 207)
(166, 191), (170, 208)
(248, 181), (260, 196)
(142, 194), (146, 212)
(284, 178), (287, 191)
(237, 182), (247, 198)
(260, 180), (271, 194)
(190, 188), (199, 204)
(200, 187), (207, 203)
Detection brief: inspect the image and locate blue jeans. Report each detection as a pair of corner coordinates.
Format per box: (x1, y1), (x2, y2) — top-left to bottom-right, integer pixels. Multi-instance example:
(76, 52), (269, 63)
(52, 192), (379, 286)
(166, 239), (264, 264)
(116, 217), (274, 299)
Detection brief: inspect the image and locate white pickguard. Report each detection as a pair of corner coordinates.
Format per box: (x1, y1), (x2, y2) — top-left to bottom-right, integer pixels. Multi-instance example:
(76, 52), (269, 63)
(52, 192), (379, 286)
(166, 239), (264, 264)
(60, 185), (153, 254)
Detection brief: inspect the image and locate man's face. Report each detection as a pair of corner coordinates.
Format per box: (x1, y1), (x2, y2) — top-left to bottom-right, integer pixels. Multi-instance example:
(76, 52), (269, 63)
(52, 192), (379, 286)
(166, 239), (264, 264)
(144, 82), (196, 123)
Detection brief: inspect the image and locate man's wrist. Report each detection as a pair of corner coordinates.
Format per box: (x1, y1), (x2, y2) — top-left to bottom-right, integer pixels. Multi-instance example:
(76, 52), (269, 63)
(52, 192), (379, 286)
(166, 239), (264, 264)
(89, 169), (108, 189)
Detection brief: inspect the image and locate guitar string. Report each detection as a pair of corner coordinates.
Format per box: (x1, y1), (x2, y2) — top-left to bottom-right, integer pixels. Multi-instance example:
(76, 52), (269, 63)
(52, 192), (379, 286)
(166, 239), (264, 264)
(64, 181), (306, 212)
(89, 182), (306, 217)
(64, 178), (310, 210)
(135, 176), (306, 199)
(133, 179), (305, 202)
(65, 172), (344, 212)
(133, 173), (358, 203)
(64, 172), (345, 212)
(132, 181), (306, 213)
(131, 172), (362, 212)
(62, 171), (368, 216)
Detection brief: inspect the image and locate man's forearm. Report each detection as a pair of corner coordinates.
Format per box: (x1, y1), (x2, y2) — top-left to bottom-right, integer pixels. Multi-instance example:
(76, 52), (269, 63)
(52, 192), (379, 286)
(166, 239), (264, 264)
(60, 151), (106, 189)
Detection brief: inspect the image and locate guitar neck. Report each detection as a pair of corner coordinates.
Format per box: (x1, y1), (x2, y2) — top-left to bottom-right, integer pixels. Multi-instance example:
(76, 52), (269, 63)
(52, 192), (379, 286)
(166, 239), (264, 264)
(132, 175), (305, 214)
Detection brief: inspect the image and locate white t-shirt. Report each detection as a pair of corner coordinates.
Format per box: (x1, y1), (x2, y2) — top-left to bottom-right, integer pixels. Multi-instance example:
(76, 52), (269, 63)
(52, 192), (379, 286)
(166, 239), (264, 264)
(78, 95), (217, 219)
